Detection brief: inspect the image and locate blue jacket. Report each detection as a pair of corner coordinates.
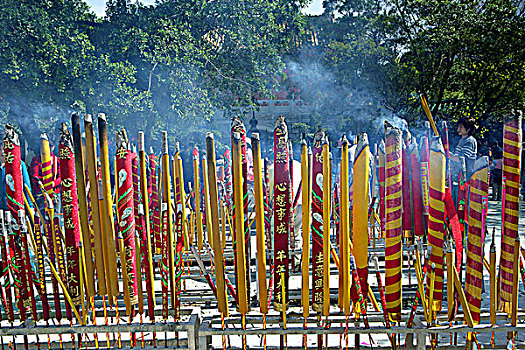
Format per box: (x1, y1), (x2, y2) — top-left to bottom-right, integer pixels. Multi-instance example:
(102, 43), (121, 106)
(0, 162), (33, 210)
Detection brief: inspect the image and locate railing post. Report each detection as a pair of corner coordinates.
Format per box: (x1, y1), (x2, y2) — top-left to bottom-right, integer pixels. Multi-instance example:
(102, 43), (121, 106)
(199, 319), (211, 350)
(188, 307), (201, 350)
(413, 316), (426, 350)
(416, 329), (426, 350)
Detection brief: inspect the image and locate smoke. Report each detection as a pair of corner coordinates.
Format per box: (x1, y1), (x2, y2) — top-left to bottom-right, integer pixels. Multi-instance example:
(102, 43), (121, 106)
(1, 96), (74, 148)
(376, 114), (408, 131)
(283, 49), (391, 146)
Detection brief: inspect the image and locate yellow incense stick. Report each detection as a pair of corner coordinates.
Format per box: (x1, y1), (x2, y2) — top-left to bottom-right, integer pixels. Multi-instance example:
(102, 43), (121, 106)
(352, 133), (370, 315)
(340, 135), (350, 315)
(446, 244), (454, 321)
(177, 155), (189, 250)
(45, 256), (82, 324)
(98, 114), (119, 300)
(161, 132), (176, 309)
(490, 235), (496, 326)
(206, 133), (229, 316)
(301, 137), (310, 318)
(233, 132), (248, 314)
(252, 133), (268, 314)
(193, 154), (204, 251)
(322, 140), (330, 316)
(220, 200), (227, 250)
(71, 113), (96, 298)
(451, 260), (474, 327)
(202, 155), (213, 249)
(428, 263), (436, 324)
(420, 94), (439, 137)
(511, 236), (520, 328)
(414, 247), (429, 323)
(138, 132), (155, 307)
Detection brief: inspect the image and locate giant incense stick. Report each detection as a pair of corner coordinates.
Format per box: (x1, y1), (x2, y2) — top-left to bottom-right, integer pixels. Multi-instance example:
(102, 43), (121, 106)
(427, 137), (446, 314)
(499, 113), (522, 315)
(441, 121), (451, 188)
(220, 199), (227, 250)
(40, 133), (57, 198)
(510, 237), (520, 337)
(50, 215), (70, 321)
(311, 129), (325, 313)
(131, 147), (145, 316)
(58, 124), (82, 309)
(206, 133), (229, 317)
(232, 132), (248, 314)
(171, 146), (183, 291)
(160, 131), (176, 310)
(288, 139), (296, 258)
(353, 133), (370, 306)
(224, 147), (233, 210)
(490, 230), (497, 329)
(446, 244), (454, 322)
(83, 115), (106, 295)
(322, 137), (331, 317)
(174, 199), (183, 321)
(172, 148), (184, 320)
(300, 136), (311, 318)
(410, 140), (425, 237)
(378, 141), (386, 238)
(370, 144), (378, 248)
(263, 156), (272, 253)
(193, 149), (204, 251)
(71, 113), (95, 298)
(3, 125), (33, 320)
(0, 211), (15, 323)
(98, 114), (119, 300)
(340, 135), (350, 315)
(456, 157), (468, 235)
(202, 156), (212, 249)
(252, 133), (268, 314)
(160, 178), (169, 322)
(273, 117), (290, 312)
(465, 157), (489, 323)
(384, 125), (403, 322)
(138, 132), (156, 319)
(401, 138), (413, 244)
(419, 136), (430, 219)
(231, 117), (251, 302)
(175, 153), (188, 251)
(115, 129), (139, 314)
(420, 94), (439, 137)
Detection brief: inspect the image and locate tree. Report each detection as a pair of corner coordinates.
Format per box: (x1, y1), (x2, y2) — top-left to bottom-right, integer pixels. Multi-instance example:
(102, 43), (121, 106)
(322, 0), (525, 126)
(0, 0), (307, 148)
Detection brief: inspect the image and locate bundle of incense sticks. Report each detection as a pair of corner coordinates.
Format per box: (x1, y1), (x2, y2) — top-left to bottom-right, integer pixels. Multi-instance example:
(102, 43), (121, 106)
(1, 111), (524, 350)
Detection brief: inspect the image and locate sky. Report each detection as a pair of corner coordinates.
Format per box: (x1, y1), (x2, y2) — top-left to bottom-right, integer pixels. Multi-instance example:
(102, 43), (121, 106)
(83, 0), (324, 17)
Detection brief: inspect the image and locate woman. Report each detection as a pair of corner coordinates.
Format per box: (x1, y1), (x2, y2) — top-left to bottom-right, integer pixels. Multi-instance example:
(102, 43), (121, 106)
(452, 117), (477, 180)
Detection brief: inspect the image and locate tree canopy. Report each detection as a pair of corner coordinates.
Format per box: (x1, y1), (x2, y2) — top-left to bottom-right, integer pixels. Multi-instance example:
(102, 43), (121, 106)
(0, 0), (306, 148)
(1, 0), (524, 148)
(321, 0), (525, 128)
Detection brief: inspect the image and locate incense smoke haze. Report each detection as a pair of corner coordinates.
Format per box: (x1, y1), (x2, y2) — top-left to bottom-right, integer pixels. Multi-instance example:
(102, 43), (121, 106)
(284, 50), (406, 145)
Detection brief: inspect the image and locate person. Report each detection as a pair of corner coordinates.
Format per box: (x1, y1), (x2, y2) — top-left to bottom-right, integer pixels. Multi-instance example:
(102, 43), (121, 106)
(490, 141), (503, 200)
(451, 117), (477, 180)
(0, 145), (33, 211)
